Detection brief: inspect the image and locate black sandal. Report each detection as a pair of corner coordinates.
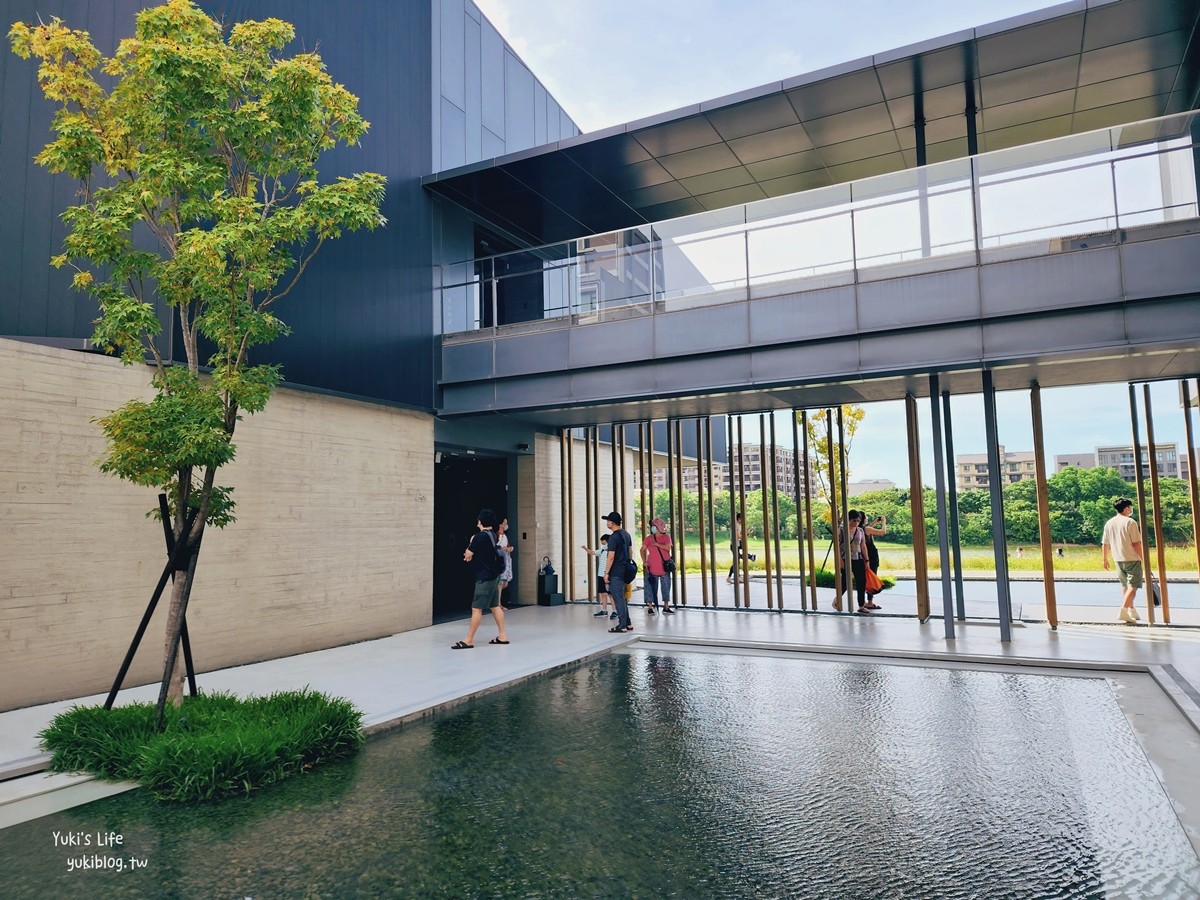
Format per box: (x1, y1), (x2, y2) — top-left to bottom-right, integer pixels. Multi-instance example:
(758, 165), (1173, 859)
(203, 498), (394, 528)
(451, 641), (473, 649)
(608, 626), (624, 633)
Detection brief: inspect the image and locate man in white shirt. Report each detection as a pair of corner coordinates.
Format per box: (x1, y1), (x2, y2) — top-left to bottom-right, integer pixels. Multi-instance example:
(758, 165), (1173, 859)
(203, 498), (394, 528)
(1101, 497), (1144, 624)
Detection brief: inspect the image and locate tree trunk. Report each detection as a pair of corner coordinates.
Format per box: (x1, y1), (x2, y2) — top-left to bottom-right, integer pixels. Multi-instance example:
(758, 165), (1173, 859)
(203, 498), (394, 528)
(154, 540), (201, 731)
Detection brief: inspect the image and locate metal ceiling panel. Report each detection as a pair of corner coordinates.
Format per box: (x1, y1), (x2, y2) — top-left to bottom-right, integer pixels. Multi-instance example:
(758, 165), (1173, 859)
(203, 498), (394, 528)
(424, 0), (1200, 247)
(704, 93), (801, 141)
(728, 123), (815, 164)
(785, 68), (887, 120)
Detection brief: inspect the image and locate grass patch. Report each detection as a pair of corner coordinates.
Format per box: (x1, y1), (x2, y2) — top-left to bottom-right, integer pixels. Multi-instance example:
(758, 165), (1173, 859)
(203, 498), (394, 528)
(40, 689), (364, 802)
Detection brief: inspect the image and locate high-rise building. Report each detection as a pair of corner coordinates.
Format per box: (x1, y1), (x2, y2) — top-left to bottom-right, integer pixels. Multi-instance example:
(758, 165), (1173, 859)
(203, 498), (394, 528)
(956, 447), (1037, 492)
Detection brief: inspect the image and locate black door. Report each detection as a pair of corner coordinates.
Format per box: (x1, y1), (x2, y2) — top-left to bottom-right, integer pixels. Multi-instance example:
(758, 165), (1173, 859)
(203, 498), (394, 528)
(433, 454), (508, 621)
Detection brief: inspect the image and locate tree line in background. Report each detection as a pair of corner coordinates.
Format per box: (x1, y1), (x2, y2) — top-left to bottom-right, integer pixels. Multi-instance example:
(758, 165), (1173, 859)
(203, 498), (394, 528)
(636, 464), (1196, 546)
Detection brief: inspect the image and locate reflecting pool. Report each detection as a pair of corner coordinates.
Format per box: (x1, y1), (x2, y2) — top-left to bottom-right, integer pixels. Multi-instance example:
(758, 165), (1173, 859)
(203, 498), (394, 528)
(4, 650), (1198, 898)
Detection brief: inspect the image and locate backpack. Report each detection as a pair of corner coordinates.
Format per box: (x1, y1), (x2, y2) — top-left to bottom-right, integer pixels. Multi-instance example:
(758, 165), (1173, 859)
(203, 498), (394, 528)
(481, 530), (506, 578)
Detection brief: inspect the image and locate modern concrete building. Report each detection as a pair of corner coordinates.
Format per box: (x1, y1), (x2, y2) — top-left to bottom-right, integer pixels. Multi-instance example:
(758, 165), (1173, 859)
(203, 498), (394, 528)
(849, 478), (898, 496)
(4, 0), (1200, 706)
(1097, 442), (1181, 480)
(1055, 452), (1098, 472)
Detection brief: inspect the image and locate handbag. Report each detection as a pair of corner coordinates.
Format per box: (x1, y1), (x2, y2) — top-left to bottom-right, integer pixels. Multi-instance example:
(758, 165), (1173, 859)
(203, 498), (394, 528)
(656, 543), (676, 574)
(864, 565), (884, 594)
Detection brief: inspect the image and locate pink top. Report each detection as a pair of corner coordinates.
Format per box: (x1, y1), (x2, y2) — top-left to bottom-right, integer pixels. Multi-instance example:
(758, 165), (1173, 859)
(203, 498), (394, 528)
(642, 533), (674, 576)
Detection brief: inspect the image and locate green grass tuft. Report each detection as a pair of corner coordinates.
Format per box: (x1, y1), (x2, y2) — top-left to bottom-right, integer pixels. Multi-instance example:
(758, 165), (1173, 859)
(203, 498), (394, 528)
(40, 689), (364, 802)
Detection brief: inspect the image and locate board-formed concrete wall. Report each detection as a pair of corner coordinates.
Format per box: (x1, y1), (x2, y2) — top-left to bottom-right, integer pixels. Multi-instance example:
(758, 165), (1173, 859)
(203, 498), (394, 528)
(0, 339), (434, 711)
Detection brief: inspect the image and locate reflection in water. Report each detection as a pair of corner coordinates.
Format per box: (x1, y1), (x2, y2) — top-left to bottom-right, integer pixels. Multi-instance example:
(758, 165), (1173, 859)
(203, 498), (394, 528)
(3, 653), (1198, 898)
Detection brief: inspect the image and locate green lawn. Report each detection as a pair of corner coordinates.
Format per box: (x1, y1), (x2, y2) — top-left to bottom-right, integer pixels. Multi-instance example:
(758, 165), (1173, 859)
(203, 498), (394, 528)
(667, 535), (1198, 573)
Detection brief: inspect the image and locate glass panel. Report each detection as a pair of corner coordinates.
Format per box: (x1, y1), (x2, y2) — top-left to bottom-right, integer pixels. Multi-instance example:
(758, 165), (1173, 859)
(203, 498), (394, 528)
(978, 160), (1116, 249)
(1115, 143), (1199, 228)
(747, 208), (853, 296)
(658, 231), (747, 309)
(441, 277), (481, 335)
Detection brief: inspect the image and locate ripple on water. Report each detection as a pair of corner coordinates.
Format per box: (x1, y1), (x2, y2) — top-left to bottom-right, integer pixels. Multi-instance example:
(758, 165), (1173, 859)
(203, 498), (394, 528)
(3, 652), (1199, 898)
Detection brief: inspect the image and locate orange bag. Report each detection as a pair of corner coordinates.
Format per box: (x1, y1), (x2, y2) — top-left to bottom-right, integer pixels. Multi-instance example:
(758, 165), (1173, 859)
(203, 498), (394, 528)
(864, 566), (884, 594)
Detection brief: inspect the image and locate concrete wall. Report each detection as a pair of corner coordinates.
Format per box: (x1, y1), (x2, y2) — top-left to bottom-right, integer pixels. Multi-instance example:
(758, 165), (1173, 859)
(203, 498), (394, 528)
(0, 339), (434, 711)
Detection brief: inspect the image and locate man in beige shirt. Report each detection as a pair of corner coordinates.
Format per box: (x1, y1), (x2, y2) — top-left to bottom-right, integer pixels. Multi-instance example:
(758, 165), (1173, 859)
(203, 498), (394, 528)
(1101, 497), (1143, 624)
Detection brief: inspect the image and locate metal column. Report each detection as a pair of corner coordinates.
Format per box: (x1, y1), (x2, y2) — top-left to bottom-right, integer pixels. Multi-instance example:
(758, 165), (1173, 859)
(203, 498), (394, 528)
(706, 416), (719, 607)
(675, 419), (687, 607)
(1183, 379), (1200, 588)
(696, 418), (709, 608)
(802, 411), (817, 610)
(1128, 386), (1154, 625)
(1030, 383), (1058, 628)
(929, 375), (954, 638)
(737, 416), (750, 608)
(1144, 385), (1170, 624)
(905, 394), (931, 622)
(760, 414), (774, 610)
(584, 427), (594, 602)
(770, 414), (784, 608)
(941, 391), (966, 620)
(982, 371), (1013, 641)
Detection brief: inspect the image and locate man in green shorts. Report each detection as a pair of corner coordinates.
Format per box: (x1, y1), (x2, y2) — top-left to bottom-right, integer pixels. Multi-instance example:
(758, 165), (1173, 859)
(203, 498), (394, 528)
(451, 508), (510, 649)
(1101, 497), (1144, 624)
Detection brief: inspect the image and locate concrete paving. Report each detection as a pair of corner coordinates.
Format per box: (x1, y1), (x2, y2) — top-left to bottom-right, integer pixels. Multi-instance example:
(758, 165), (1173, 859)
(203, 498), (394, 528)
(3, 597), (1200, 831)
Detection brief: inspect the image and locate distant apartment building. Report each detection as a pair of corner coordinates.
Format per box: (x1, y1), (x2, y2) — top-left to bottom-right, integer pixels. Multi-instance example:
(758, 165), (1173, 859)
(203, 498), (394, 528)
(849, 478), (897, 496)
(636, 444), (808, 496)
(1096, 443), (1180, 481)
(956, 446), (1036, 492)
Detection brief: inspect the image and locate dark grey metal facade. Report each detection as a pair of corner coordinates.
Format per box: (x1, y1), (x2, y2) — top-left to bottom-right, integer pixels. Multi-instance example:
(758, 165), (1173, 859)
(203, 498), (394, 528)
(1, 0), (437, 409)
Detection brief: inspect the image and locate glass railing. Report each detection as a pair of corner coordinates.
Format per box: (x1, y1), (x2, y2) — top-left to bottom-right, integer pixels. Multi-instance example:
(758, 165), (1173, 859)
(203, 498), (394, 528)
(439, 112), (1200, 338)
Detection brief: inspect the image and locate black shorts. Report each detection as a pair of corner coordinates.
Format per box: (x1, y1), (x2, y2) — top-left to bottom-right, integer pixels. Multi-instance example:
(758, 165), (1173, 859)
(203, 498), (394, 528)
(596, 577), (607, 594)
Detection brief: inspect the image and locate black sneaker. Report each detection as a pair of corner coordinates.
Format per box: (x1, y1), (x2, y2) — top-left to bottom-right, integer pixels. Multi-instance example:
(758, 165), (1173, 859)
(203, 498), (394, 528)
(749, 554), (757, 562)
(662, 606), (674, 615)
(647, 607), (656, 615)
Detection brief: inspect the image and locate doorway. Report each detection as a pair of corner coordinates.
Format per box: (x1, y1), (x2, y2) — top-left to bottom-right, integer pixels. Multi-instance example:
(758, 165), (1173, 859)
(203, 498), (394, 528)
(433, 453), (509, 622)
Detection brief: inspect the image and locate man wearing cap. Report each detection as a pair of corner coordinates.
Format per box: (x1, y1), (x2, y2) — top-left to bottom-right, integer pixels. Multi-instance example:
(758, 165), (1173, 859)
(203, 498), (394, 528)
(641, 516), (675, 615)
(1101, 497), (1144, 624)
(603, 511), (633, 633)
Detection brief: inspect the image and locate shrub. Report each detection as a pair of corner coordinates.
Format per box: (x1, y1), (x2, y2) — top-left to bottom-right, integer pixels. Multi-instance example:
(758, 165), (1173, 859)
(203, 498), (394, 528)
(40, 689), (363, 802)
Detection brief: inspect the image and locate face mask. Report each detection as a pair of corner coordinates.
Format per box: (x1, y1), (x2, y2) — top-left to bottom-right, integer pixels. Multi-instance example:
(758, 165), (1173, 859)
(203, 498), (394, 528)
(650, 526), (658, 534)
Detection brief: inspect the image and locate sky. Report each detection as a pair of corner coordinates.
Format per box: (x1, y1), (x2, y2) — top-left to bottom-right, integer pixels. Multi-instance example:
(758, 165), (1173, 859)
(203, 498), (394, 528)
(470, 0), (1199, 483)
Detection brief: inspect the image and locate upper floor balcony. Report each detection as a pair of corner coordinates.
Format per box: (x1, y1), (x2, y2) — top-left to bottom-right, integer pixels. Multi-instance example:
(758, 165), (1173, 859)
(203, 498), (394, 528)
(437, 112), (1200, 420)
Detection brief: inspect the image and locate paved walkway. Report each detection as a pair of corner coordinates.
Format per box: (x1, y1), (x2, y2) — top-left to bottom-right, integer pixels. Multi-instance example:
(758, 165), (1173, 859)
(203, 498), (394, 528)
(4, 599), (1200, 830)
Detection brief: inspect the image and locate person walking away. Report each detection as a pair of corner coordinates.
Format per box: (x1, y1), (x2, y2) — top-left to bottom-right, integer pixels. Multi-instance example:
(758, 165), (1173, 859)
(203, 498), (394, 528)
(497, 516), (514, 609)
(603, 511), (634, 633)
(1101, 497), (1144, 623)
(582, 535), (614, 618)
(862, 513), (887, 610)
(641, 516), (674, 615)
(727, 512), (755, 583)
(451, 508), (510, 648)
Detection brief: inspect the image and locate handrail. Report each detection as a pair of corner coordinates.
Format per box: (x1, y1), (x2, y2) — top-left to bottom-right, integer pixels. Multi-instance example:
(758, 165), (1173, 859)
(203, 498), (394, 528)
(438, 110), (1200, 335)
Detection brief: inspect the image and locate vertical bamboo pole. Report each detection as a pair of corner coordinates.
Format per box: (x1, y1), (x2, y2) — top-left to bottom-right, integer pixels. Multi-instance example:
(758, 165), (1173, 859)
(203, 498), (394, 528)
(1183, 379), (1200, 587)
(1129, 385), (1154, 624)
(771, 414), (784, 608)
(942, 391), (967, 621)
(802, 411), (817, 610)
(905, 394), (931, 621)
(639, 422), (648, 538)
(738, 416), (750, 608)
(675, 419), (688, 607)
(706, 416), (719, 607)
(618, 424), (627, 530)
(838, 407), (854, 611)
(647, 420), (656, 527)
(727, 414), (735, 604)
(696, 418), (709, 608)
(585, 426), (594, 602)
(610, 423), (619, 515)
(826, 409), (842, 606)
(666, 420), (677, 600)
(760, 414), (774, 610)
(790, 410), (806, 610)
(565, 430), (575, 601)
(1030, 383), (1058, 629)
(1144, 385), (1169, 624)
(928, 374), (954, 638)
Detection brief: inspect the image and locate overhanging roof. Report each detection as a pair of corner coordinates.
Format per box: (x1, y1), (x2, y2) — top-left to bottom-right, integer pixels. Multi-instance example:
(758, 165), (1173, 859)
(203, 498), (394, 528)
(423, 0), (1200, 246)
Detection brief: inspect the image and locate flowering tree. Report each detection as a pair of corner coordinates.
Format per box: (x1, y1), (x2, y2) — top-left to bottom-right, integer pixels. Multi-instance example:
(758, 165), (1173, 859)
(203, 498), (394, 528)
(10, 0), (386, 725)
